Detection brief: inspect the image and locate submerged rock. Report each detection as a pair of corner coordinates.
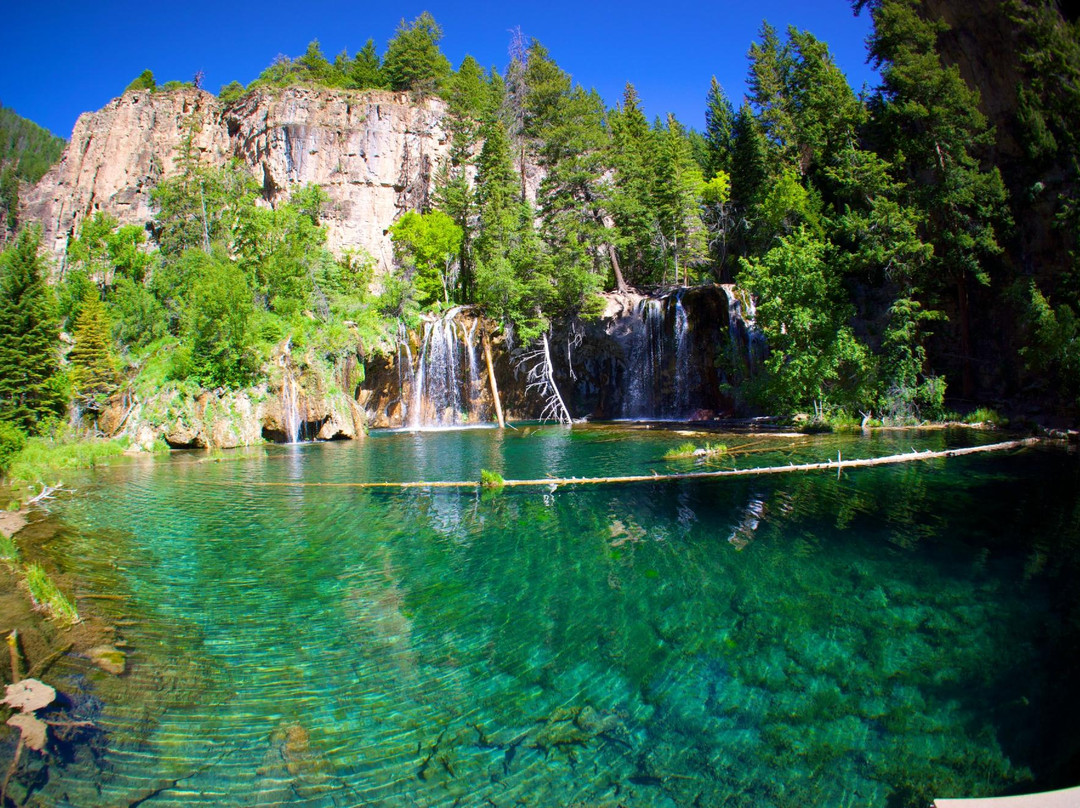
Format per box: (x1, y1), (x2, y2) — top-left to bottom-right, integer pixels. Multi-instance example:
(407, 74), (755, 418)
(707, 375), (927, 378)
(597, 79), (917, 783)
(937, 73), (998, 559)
(87, 645), (126, 675)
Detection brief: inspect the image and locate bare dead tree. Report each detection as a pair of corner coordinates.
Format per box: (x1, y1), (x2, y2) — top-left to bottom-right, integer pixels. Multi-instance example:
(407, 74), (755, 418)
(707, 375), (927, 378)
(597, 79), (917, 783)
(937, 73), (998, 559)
(518, 332), (572, 425)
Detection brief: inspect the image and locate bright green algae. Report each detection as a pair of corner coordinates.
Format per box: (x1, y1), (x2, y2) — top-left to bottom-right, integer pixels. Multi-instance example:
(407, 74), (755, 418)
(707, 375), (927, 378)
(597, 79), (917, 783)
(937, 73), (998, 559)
(20, 427), (1080, 807)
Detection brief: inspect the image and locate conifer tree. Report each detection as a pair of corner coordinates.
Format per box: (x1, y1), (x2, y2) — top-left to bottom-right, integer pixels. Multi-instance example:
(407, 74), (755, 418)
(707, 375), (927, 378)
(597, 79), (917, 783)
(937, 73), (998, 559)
(348, 40), (386, 89)
(474, 120), (549, 341)
(608, 84), (660, 286)
(704, 77), (736, 178)
(0, 229), (64, 433)
(383, 12), (451, 94)
(68, 289), (117, 409)
(862, 0), (1009, 396)
(653, 115), (707, 286)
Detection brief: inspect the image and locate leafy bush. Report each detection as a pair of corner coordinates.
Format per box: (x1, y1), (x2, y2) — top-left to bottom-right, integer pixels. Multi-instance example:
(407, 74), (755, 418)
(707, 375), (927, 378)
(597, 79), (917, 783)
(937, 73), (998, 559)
(0, 420), (27, 472)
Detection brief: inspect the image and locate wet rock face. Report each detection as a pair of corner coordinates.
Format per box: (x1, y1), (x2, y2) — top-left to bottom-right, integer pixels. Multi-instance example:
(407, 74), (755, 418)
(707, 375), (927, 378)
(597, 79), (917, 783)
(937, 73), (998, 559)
(23, 87), (451, 276)
(357, 286), (761, 427)
(551, 286), (752, 420)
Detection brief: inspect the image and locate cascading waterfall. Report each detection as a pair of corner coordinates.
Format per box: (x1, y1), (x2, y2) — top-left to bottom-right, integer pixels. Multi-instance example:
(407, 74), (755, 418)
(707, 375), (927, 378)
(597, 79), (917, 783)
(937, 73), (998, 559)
(408, 308), (479, 428)
(722, 284), (766, 377)
(280, 356), (303, 443)
(673, 289), (690, 415)
(614, 286), (766, 420)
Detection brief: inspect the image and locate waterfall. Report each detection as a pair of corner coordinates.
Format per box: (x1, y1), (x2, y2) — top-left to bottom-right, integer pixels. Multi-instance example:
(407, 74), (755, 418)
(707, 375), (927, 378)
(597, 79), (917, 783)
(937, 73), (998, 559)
(673, 289), (690, 415)
(462, 317), (481, 402)
(407, 308), (482, 429)
(721, 284), (766, 378)
(280, 355), (303, 443)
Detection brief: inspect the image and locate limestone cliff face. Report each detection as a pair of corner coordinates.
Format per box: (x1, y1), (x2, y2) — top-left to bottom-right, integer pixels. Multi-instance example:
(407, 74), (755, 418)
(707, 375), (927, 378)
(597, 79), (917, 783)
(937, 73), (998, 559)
(22, 89), (229, 261)
(225, 87), (450, 263)
(22, 86), (451, 272)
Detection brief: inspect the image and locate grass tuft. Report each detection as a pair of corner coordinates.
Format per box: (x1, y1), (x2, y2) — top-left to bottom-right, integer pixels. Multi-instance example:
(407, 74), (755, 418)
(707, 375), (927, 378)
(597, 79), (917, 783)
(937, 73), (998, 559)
(23, 563), (79, 625)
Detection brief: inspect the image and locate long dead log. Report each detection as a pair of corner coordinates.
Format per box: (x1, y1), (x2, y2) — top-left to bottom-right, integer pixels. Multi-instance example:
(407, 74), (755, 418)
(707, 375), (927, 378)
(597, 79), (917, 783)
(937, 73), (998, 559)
(482, 330), (505, 429)
(187, 439), (1038, 490)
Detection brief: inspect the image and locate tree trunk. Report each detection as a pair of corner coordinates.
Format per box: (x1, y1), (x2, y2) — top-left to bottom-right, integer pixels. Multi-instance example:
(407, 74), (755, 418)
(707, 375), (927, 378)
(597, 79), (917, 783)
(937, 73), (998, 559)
(608, 244), (628, 293)
(482, 329), (505, 429)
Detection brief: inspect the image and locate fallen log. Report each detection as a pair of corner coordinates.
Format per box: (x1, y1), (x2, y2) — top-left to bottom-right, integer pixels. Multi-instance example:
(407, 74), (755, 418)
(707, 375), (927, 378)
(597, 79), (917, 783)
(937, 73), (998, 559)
(186, 438), (1039, 490)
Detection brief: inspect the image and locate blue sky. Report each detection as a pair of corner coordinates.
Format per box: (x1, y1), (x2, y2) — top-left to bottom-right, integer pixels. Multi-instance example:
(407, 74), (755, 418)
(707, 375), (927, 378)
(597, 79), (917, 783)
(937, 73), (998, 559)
(3, 0), (877, 140)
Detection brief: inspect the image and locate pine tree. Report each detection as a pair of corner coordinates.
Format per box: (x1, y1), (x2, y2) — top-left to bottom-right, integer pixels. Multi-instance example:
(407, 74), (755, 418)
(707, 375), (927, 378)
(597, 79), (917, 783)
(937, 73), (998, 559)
(608, 84), (660, 286)
(382, 12), (451, 94)
(653, 115), (707, 286)
(863, 0), (1009, 396)
(474, 120), (549, 341)
(729, 103), (770, 259)
(0, 229), (64, 433)
(348, 40), (386, 89)
(747, 23), (798, 167)
(68, 289), (117, 409)
(704, 77), (736, 178)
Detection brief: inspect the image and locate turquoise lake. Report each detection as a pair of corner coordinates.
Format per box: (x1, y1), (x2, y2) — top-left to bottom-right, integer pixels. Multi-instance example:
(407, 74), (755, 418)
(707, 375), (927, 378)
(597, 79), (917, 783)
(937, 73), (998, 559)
(19, 425), (1080, 806)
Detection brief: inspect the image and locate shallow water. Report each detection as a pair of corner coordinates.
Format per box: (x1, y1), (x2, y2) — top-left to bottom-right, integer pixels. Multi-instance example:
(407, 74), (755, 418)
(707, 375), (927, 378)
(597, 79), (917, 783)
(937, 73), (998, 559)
(17, 426), (1080, 806)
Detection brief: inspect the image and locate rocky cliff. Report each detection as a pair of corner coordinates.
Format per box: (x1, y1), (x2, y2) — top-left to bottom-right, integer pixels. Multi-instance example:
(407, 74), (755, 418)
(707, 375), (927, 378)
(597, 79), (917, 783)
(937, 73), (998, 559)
(21, 86), (451, 272)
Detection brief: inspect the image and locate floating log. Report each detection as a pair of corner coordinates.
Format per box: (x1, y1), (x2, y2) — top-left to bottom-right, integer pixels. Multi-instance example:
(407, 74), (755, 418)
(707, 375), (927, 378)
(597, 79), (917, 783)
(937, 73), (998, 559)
(188, 439), (1038, 490)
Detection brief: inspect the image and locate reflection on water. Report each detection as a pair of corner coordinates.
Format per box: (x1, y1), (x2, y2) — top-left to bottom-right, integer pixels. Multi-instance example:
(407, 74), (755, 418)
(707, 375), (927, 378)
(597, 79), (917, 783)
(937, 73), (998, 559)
(18, 427), (1080, 807)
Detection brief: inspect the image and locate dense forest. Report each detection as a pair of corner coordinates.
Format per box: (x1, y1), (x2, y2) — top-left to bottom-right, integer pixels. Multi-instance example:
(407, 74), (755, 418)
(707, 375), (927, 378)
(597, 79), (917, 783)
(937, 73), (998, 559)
(2, 0), (1079, 459)
(0, 104), (66, 233)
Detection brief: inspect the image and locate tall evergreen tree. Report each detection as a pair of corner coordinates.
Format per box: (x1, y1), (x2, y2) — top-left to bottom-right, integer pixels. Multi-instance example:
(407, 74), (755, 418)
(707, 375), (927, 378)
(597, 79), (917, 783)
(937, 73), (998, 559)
(348, 39), (386, 89)
(747, 23), (798, 167)
(653, 115), (708, 286)
(474, 120), (549, 341)
(704, 77), (736, 178)
(68, 289), (117, 410)
(382, 12), (451, 94)
(608, 84), (660, 286)
(0, 229), (64, 432)
(862, 0), (1009, 397)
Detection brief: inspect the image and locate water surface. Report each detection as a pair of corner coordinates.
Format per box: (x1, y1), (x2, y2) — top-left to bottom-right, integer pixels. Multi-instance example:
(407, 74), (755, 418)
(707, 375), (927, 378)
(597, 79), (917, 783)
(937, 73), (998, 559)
(22, 426), (1080, 806)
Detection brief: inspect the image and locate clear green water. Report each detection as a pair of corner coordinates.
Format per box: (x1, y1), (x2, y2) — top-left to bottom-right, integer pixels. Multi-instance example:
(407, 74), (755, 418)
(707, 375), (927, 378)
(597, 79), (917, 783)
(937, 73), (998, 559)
(19, 426), (1080, 806)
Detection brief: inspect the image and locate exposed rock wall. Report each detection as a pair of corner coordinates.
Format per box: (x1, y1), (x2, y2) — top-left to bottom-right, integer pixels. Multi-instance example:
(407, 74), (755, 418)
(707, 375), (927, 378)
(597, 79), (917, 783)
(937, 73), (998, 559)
(22, 89), (229, 263)
(22, 87), (452, 274)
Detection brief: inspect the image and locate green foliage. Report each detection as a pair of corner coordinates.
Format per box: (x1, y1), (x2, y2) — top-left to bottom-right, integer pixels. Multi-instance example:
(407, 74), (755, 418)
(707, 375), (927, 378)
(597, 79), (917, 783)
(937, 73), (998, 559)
(181, 251), (256, 388)
(0, 421), (27, 473)
(218, 81), (246, 106)
(480, 468), (505, 489)
(740, 228), (870, 411)
(0, 103), (67, 184)
(4, 434), (127, 487)
(23, 563), (79, 625)
(1021, 282), (1080, 407)
(651, 115), (708, 285)
(125, 69), (157, 93)
(663, 442), (727, 460)
(383, 12), (451, 94)
(389, 210), (463, 307)
(68, 290), (118, 408)
(0, 229), (65, 433)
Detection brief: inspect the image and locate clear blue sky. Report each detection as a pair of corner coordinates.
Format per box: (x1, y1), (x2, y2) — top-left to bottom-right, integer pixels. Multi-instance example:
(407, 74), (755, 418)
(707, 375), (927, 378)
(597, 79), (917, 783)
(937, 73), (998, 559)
(2, 0), (877, 140)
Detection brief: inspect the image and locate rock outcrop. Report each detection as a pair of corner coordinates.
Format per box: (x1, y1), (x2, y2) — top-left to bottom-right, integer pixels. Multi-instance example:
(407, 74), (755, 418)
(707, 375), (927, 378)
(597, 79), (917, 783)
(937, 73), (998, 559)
(22, 87), (452, 274)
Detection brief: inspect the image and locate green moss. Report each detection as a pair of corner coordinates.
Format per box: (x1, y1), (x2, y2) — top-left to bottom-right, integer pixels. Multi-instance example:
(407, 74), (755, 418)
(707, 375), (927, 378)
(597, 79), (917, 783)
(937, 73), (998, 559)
(480, 469), (505, 489)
